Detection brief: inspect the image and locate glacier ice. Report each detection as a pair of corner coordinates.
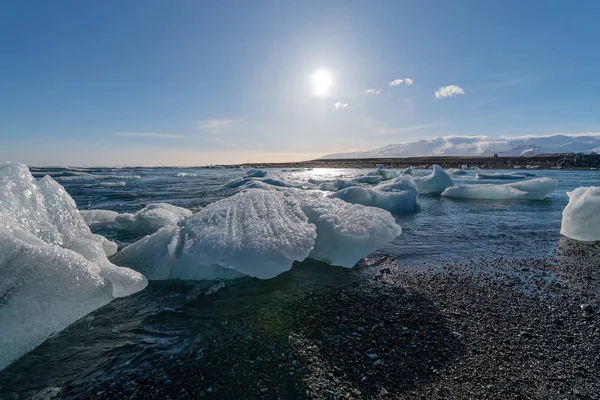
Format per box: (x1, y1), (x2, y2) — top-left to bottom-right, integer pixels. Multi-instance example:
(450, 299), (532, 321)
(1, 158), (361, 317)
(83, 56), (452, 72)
(80, 209), (119, 228)
(113, 189), (401, 280)
(330, 177), (418, 214)
(476, 172), (526, 180)
(561, 187), (600, 241)
(0, 162), (147, 370)
(309, 179), (363, 192)
(356, 175), (381, 184)
(402, 167), (413, 175)
(446, 168), (467, 175)
(246, 169), (268, 177)
(441, 178), (558, 200)
(115, 203), (193, 236)
(413, 165), (454, 195)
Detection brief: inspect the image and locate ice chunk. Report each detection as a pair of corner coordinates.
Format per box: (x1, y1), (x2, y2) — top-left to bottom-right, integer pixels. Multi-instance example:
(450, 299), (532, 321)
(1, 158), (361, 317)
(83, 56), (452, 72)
(330, 177), (418, 214)
(114, 189), (401, 280)
(247, 169), (267, 177)
(402, 167), (413, 175)
(115, 203), (193, 235)
(561, 187), (600, 241)
(356, 175), (381, 184)
(0, 162), (146, 370)
(413, 165), (454, 195)
(476, 172), (526, 180)
(298, 192), (402, 267)
(80, 209), (119, 228)
(93, 234), (118, 257)
(446, 168), (467, 175)
(224, 176), (256, 188)
(377, 169), (400, 181)
(176, 172), (198, 177)
(309, 179), (363, 192)
(441, 178), (558, 200)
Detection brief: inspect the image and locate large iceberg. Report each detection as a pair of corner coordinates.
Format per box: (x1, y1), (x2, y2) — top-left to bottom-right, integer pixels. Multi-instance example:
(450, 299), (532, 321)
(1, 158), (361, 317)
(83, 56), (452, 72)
(0, 162), (147, 370)
(330, 177), (418, 214)
(441, 178), (558, 200)
(561, 187), (600, 241)
(114, 203), (192, 235)
(113, 189), (401, 280)
(413, 165), (454, 195)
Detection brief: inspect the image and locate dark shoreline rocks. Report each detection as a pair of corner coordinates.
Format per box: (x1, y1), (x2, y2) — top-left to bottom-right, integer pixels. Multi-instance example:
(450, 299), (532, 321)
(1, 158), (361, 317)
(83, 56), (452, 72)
(232, 153), (600, 171)
(1, 241), (599, 399)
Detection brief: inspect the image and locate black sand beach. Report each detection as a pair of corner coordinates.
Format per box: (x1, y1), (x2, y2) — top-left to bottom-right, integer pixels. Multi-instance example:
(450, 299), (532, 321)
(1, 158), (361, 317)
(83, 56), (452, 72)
(4, 239), (597, 400)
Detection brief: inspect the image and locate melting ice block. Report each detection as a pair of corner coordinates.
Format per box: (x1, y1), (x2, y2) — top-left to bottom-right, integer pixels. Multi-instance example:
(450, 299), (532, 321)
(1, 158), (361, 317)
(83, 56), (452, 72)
(441, 178), (558, 200)
(114, 189), (401, 280)
(330, 177), (417, 214)
(561, 187), (600, 241)
(476, 172), (526, 180)
(80, 209), (119, 227)
(246, 169), (268, 177)
(413, 165), (454, 195)
(0, 162), (147, 370)
(115, 203), (193, 235)
(446, 168), (467, 175)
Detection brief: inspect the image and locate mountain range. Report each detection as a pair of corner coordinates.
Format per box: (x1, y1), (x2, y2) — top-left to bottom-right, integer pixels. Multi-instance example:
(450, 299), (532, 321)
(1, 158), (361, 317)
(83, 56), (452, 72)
(321, 133), (600, 159)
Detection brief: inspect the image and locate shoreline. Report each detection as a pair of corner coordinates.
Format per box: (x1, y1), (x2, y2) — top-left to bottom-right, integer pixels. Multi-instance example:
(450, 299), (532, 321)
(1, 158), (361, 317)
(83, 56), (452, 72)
(232, 154), (600, 171)
(3, 240), (598, 399)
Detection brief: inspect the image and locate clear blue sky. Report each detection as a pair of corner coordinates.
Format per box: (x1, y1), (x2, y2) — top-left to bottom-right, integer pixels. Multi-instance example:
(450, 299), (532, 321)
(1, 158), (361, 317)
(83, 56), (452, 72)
(2, 0), (600, 165)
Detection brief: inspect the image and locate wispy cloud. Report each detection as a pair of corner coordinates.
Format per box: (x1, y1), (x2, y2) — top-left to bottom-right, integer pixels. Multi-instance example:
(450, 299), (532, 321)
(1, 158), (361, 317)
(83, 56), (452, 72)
(196, 119), (241, 133)
(435, 85), (465, 98)
(360, 89), (381, 95)
(113, 132), (185, 139)
(334, 102), (349, 109)
(388, 78), (414, 87)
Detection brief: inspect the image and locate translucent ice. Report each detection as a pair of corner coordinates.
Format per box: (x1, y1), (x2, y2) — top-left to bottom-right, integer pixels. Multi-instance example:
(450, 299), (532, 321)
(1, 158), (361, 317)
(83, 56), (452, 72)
(0, 162), (147, 370)
(247, 169), (268, 177)
(413, 165), (454, 195)
(441, 178), (558, 200)
(115, 203), (193, 236)
(330, 177), (417, 214)
(80, 209), (119, 228)
(114, 189), (401, 280)
(476, 172), (526, 180)
(561, 187), (600, 241)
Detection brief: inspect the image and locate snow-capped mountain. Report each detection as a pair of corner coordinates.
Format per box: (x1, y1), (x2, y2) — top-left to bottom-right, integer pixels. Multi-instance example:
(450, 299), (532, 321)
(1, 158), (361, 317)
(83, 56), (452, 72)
(320, 133), (600, 159)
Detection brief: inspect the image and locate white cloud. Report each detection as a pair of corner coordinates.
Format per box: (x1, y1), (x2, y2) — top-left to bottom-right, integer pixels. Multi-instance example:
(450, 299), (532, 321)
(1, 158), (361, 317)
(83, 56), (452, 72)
(334, 102), (349, 109)
(196, 119), (241, 132)
(361, 89), (381, 95)
(388, 78), (414, 87)
(435, 85), (465, 98)
(113, 132), (185, 139)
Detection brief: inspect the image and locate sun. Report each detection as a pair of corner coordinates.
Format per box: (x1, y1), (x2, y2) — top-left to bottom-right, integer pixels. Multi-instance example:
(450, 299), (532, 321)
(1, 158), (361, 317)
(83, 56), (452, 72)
(311, 69), (333, 96)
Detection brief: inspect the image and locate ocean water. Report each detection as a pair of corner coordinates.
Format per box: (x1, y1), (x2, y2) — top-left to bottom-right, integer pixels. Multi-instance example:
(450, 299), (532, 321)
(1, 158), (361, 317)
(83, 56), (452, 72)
(1, 166), (598, 398)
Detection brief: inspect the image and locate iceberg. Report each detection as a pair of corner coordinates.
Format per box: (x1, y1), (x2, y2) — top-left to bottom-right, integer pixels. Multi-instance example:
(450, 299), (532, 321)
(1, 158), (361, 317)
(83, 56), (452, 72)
(476, 172), (527, 180)
(561, 187), (600, 241)
(0, 162), (147, 370)
(113, 189), (401, 280)
(356, 175), (381, 184)
(308, 179), (363, 192)
(413, 165), (454, 195)
(330, 177), (418, 214)
(402, 167), (413, 175)
(246, 169), (267, 177)
(441, 178), (558, 200)
(115, 203), (193, 236)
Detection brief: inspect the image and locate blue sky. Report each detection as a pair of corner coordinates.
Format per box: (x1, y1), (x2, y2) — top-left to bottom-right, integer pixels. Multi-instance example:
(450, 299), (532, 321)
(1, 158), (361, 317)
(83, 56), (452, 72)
(1, 0), (600, 165)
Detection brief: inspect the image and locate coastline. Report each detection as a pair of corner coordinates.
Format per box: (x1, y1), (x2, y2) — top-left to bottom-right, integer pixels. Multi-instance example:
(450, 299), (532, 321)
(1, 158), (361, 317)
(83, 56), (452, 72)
(4, 240), (598, 399)
(231, 154), (600, 171)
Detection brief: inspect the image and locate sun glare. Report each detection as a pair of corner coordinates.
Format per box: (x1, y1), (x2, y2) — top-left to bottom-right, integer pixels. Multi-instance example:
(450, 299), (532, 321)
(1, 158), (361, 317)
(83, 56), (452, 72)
(311, 69), (333, 96)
